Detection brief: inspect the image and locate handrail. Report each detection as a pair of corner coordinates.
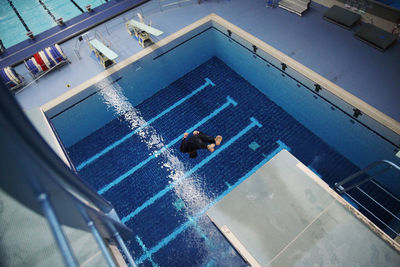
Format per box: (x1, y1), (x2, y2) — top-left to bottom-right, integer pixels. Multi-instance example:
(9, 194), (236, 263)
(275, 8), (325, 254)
(158, 0), (192, 11)
(95, 30), (112, 48)
(1, 77), (134, 266)
(335, 160), (400, 237)
(335, 160), (400, 194)
(341, 192), (399, 236)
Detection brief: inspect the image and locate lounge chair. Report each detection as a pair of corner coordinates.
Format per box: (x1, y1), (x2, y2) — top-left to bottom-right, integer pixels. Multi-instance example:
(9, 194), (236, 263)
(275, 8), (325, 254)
(0, 66), (24, 92)
(24, 44), (69, 79)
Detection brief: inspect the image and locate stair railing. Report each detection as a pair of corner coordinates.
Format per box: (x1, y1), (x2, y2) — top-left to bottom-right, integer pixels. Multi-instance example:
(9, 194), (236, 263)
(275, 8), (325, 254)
(334, 160), (400, 237)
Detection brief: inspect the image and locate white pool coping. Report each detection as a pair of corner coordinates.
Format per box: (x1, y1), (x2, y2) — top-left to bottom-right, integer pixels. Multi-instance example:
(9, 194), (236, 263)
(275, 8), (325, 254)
(41, 13), (400, 138)
(25, 107), (71, 167)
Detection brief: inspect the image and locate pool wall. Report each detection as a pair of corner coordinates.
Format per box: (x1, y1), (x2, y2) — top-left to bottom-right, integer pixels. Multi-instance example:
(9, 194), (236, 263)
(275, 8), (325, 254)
(43, 14), (400, 190)
(47, 19), (216, 147)
(209, 17), (400, 189)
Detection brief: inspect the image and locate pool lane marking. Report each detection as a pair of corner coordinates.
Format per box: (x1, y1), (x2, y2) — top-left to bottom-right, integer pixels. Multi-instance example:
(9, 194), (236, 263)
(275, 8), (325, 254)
(135, 140), (290, 264)
(122, 117), (262, 223)
(76, 78), (215, 171)
(224, 181), (232, 189)
(186, 215), (212, 247)
(98, 96), (237, 195)
(136, 236), (159, 267)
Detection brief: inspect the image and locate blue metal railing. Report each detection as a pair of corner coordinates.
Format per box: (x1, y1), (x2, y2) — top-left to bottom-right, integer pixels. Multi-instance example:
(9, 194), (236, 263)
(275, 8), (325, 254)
(0, 74), (136, 266)
(335, 160), (400, 237)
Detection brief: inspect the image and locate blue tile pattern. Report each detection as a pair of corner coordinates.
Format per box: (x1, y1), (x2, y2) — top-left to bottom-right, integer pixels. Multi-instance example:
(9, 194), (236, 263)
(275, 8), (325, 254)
(65, 57), (372, 266)
(249, 141), (260, 151)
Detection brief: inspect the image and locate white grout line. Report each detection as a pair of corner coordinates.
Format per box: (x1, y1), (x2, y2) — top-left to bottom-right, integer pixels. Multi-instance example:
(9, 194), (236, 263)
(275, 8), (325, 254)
(266, 201), (335, 266)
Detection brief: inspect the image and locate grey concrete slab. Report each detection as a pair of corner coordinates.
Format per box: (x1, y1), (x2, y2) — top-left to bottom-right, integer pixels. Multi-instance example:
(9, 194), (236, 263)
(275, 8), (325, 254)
(0, 189), (108, 267)
(270, 201), (400, 267)
(207, 149), (400, 266)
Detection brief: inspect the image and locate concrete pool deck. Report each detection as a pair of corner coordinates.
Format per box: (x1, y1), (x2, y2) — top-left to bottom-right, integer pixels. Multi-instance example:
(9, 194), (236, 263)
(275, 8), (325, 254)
(12, 0), (400, 125)
(207, 149), (400, 266)
(0, 0), (149, 68)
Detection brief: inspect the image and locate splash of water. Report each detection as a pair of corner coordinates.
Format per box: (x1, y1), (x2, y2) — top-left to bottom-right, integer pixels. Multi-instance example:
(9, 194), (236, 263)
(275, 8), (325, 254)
(96, 78), (210, 214)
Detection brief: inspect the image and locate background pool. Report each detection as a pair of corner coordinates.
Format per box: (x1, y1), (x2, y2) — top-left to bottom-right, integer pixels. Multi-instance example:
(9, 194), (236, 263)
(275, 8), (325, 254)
(0, 0), (104, 48)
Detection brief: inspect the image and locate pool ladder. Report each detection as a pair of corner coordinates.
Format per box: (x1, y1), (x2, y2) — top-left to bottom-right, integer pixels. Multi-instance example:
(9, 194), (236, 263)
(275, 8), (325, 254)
(335, 160), (400, 239)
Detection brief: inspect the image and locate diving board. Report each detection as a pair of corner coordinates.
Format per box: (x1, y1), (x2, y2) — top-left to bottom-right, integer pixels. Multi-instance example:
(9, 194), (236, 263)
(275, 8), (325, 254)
(88, 39), (118, 68)
(207, 150), (400, 266)
(89, 39), (118, 60)
(127, 19), (163, 36)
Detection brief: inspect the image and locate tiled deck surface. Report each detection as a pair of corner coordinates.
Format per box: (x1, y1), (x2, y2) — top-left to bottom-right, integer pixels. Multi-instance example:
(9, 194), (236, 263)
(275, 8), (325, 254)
(13, 0), (400, 123)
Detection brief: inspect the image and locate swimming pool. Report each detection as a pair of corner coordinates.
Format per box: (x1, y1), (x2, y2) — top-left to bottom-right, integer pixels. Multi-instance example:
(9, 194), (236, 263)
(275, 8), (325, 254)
(0, 0), (104, 49)
(47, 15), (400, 265)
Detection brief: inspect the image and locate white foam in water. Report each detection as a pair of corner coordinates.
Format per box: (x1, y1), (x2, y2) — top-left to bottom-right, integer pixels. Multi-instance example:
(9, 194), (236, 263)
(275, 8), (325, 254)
(95, 78), (211, 212)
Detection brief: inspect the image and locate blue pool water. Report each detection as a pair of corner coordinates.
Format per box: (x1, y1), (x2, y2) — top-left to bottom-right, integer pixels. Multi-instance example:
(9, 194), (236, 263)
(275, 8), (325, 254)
(0, 0), (103, 48)
(62, 57), (371, 266)
(48, 22), (400, 264)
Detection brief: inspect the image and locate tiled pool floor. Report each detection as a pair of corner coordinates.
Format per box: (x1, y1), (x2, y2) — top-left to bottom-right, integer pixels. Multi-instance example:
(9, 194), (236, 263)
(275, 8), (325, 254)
(63, 57), (367, 266)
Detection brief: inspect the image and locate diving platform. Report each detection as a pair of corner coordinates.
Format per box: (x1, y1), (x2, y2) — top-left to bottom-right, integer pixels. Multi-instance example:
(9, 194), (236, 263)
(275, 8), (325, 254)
(207, 150), (400, 266)
(88, 39), (119, 68)
(126, 19), (164, 36)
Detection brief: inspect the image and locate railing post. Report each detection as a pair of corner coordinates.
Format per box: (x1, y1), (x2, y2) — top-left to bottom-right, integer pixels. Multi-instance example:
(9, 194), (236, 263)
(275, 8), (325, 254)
(335, 161), (380, 189)
(78, 205), (116, 267)
(334, 159), (400, 238)
(38, 193), (78, 267)
(114, 231), (137, 267)
(335, 165), (391, 194)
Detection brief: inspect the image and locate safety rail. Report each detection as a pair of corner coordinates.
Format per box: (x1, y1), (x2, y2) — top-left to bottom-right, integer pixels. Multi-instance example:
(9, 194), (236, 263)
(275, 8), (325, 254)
(0, 80), (137, 267)
(335, 160), (400, 237)
(94, 30), (112, 48)
(29, 151), (137, 267)
(75, 30), (114, 62)
(158, 0), (193, 11)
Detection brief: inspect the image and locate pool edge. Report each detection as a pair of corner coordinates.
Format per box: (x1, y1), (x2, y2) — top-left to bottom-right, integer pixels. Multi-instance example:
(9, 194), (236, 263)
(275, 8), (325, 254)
(40, 13), (400, 139)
